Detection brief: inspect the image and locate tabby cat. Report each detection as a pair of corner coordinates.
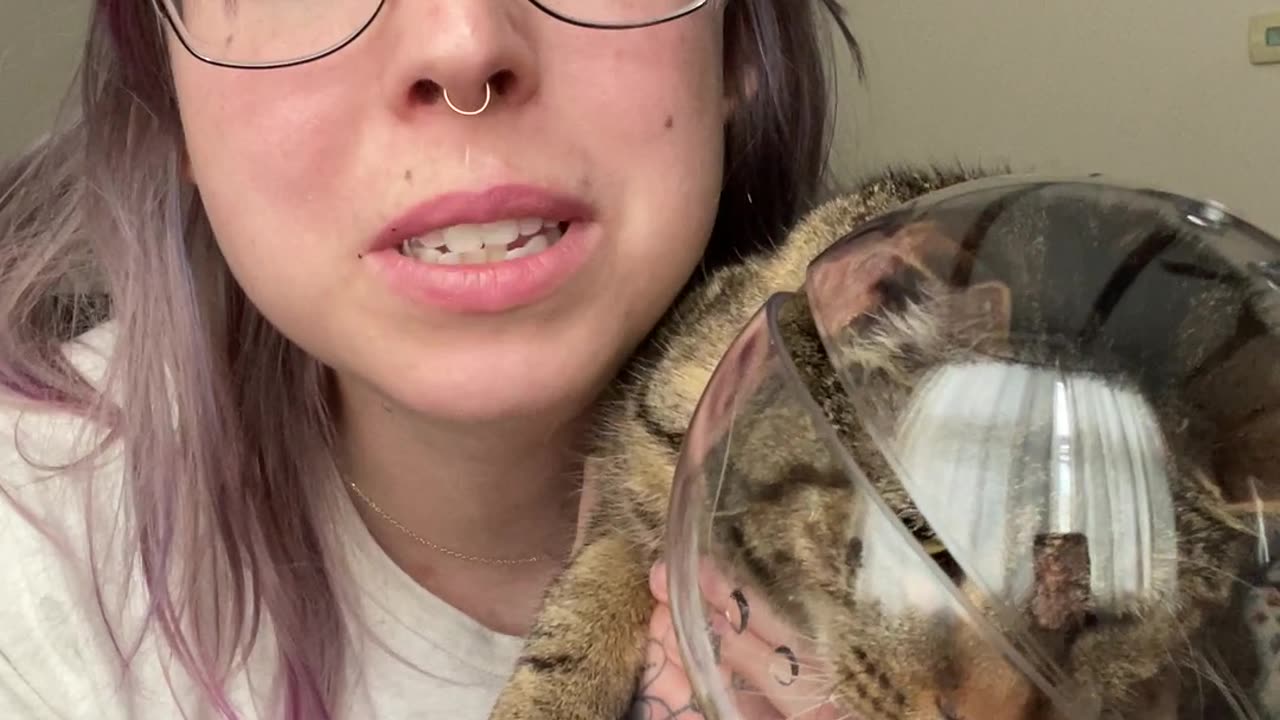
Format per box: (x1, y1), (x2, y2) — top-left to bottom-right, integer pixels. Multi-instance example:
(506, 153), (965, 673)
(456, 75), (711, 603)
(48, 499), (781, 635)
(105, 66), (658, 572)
(487, 167), (1280, 720)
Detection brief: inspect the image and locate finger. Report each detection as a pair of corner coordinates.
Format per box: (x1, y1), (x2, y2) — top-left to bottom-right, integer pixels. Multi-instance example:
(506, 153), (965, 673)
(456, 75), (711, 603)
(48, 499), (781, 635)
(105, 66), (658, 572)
(651, 559), (802, 650)
(652, 563), (841, 720)
(650, 560), (672, 602)
(635, 603), (707, 719)
(696, 562), (819, 660)
(650, 600), (785, 720)
(652, 560), (793, 664)
(709, 611), (844, 720)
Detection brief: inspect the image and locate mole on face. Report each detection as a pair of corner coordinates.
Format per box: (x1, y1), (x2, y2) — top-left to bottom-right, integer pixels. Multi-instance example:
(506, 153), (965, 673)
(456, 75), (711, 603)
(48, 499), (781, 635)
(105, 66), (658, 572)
(404, 169), (413, 183)
(664, 115), (674, 130)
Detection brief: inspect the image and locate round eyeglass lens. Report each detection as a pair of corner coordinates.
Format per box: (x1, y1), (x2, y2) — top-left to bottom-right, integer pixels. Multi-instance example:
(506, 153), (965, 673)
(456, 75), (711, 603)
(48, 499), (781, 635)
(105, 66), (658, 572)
(527, 0), (707, 28)
(157, 0), (385, 67)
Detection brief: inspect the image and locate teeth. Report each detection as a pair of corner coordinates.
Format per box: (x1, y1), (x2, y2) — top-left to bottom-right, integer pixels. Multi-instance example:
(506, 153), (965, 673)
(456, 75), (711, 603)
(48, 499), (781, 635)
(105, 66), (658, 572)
(405, 245), (444, 262)
(446, 220), (520, 252)
(399, 217), (568, 265)
(441, 225), (486, 253)
(524, 234), (549, 254)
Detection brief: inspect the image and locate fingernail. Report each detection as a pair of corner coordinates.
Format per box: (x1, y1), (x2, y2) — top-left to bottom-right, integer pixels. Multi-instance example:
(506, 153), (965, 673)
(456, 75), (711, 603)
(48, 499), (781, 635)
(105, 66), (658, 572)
(770, 645), (800, 686)
(728, 588), (749, 634)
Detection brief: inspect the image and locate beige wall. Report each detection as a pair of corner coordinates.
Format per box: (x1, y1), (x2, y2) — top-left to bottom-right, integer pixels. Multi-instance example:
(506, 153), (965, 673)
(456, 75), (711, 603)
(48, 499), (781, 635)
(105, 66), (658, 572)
(1, 2), (1277, 232)
(831, 1), (1280, 234)
(0, 0), (88, 158)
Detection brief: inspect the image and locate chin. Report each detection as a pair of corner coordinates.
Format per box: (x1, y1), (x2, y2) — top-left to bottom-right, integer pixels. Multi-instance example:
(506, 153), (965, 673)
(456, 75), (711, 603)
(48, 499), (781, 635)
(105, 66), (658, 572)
(368, 351), (618, 430)
(389, 378), (604, 432)
(343, 291), (649, 421)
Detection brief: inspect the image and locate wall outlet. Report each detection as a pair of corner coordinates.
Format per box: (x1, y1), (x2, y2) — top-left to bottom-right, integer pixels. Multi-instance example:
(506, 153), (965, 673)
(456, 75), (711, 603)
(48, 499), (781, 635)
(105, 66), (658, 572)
(1250, 13), (1280, 64)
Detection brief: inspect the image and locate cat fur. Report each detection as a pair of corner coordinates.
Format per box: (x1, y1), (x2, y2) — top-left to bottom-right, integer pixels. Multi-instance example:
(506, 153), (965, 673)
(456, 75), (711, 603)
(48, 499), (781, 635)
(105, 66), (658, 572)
(487, 166), (1280, 720)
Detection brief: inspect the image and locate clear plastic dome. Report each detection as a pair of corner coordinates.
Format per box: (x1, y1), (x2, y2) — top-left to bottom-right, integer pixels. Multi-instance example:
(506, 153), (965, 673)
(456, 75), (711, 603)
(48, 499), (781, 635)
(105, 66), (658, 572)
(664, 176), (1280, 720)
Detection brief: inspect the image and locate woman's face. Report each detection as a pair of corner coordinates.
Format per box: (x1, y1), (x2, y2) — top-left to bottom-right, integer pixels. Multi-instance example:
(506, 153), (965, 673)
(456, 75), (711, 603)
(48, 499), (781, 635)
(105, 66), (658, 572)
(167, 1), (733, 425)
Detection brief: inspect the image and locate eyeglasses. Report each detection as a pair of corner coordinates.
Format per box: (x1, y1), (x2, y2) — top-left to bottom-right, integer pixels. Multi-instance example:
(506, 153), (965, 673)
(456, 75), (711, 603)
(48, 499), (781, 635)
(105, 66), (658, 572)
(151, 0), (712, 69)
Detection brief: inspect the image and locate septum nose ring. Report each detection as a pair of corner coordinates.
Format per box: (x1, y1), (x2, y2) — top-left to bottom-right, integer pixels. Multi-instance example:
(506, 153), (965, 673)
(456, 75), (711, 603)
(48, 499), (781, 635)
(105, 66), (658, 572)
(443, 82), (492, 116)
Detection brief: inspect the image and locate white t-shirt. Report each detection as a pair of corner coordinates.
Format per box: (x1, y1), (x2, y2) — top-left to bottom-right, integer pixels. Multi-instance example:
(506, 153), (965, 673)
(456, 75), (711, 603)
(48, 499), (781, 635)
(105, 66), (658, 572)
(0, 323), (525, 719)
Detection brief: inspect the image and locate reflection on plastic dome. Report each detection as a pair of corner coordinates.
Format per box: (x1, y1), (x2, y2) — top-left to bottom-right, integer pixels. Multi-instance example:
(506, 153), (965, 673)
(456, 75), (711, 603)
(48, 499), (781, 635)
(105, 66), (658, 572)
(664, 176), (1280, 720)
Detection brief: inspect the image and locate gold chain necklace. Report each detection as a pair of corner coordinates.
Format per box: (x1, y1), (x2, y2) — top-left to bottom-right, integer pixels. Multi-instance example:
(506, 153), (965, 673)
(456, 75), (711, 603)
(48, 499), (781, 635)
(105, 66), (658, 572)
(346, 480), (547, 566)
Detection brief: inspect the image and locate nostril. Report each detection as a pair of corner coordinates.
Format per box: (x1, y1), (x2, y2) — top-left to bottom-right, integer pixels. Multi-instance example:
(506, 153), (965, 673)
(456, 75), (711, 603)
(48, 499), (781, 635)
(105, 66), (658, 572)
(936, 697), (964, 720)
(410, 72), (515, 108)
(488, 69), (515, 96)
(410, 79), (441, 105)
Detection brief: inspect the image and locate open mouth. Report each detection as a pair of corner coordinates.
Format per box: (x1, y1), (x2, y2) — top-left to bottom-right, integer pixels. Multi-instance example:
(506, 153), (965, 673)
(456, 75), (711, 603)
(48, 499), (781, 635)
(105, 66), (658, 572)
(398, 218), (572, 265)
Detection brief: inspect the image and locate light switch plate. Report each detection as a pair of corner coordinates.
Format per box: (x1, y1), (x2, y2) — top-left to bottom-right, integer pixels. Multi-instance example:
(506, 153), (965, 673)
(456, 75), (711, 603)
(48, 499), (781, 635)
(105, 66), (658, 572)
(1250, 13), (1280, 64)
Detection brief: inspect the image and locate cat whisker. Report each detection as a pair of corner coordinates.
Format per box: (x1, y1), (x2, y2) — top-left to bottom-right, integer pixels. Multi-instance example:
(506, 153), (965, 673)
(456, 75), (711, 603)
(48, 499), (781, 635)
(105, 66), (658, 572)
(781, 690), (845, 720)
(742, 653), (830, 674)
(1151, 553), (1258, 590)
(826, 705), (861, 720)
(730, 685), (842, 719)
(789, 629), (825, 646)
(1174, 647), (1265, 720)
(704, 398), (741, 545)
(1199, 646), (1266, 720)
(739, 654), (837, 678)
(820, 692), (862, 720)
(763, 658), (832, 678)
(796, 664), (835, 678)
(731, 689), (836, 703)
(1152, 616), (1263, 720)
(732, 686), (834, 698)
(1158, 609), (1208, 709)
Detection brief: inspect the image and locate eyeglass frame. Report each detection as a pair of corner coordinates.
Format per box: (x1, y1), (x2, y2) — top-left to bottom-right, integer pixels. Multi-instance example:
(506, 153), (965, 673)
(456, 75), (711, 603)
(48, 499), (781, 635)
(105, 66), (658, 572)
(149, 0), (712, 70)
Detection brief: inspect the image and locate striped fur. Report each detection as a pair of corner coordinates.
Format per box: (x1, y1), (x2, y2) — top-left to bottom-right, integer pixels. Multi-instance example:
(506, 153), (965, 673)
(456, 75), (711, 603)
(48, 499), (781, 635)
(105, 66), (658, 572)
(488, 167), (1280, 720)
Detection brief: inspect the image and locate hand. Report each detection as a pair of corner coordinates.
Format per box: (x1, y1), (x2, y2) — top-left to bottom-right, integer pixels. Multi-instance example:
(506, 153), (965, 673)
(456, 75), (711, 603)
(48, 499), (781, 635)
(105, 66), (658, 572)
(629, 561), (849, 720)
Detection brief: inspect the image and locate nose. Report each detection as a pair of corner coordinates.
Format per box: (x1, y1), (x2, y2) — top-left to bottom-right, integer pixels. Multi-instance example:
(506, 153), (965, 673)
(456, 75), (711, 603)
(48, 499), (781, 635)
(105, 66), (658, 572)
(917, 650), (1045, 720)
(936, 699), (962, 720)
(930, 689), (1042, 720)
(379, 1), (539, 116)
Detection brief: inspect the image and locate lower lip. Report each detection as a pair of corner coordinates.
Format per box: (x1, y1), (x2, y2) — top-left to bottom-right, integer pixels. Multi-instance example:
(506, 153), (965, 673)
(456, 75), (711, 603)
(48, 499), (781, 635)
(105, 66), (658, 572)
(365, 223), (597, 313)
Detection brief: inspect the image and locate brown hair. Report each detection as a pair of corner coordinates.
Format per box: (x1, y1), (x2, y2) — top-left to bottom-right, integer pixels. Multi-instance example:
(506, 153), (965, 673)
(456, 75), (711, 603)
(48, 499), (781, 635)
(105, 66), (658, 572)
(713, 0), (862, 268)
(0, 1), (864, 716)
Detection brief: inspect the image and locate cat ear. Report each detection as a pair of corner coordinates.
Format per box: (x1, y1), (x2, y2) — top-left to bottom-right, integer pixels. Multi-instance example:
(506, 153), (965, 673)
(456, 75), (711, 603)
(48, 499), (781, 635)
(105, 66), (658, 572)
(1210, 410), (1280, 519)
(805, 220), (1011, 344)
(940, 280), (1013, 355)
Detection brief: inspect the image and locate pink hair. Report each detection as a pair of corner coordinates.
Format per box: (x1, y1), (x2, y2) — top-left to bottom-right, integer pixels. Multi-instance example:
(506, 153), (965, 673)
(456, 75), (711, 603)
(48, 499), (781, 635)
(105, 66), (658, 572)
(0, 1), (350, 716)
(1, 0), (868, 717)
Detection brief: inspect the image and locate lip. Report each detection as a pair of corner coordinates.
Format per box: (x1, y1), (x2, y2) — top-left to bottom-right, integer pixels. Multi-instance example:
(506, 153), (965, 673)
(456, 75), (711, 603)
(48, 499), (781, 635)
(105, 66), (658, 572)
(364, 184), (600, 314)
(371, 184), (596, 250)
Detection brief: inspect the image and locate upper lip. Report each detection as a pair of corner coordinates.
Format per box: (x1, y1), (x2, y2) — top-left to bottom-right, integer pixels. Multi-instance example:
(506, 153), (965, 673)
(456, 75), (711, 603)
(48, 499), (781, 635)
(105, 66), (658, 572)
(373, 184), (595, 251)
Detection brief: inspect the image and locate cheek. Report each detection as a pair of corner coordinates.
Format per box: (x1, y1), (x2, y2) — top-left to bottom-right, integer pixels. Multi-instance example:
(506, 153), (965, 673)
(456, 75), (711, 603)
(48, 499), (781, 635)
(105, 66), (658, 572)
(576, 26), (727, 161)
(560, 25), (728, 265)
(172, 56), (365, 265)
